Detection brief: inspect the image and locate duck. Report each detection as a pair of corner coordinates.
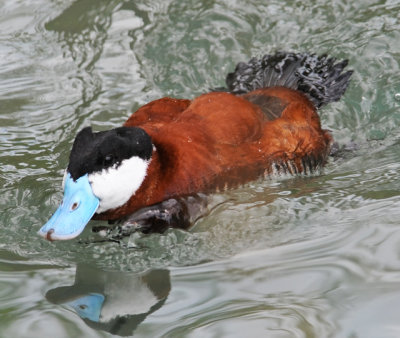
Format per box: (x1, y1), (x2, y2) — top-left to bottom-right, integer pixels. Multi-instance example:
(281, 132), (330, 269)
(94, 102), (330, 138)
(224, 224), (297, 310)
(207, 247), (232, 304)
(39, 51), (353, 241)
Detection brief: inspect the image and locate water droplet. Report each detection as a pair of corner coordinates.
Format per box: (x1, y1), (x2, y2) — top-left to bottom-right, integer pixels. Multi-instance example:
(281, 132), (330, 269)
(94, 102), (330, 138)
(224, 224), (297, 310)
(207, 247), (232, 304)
(395, 93), (400, 101)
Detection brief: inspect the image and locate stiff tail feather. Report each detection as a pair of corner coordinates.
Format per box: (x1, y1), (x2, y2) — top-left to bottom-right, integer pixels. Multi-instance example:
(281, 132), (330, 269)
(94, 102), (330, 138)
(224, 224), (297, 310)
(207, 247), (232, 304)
(226, 52), (353, 108)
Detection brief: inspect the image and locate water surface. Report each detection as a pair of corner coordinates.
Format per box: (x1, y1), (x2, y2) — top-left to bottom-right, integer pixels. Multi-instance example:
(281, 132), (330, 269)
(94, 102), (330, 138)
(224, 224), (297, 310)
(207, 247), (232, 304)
(1, 0), (400, 337)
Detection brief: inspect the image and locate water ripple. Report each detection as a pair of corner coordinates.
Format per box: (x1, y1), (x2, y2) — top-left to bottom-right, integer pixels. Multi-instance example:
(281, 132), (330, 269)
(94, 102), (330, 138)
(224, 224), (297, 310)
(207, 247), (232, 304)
(2, 0), (400, 336)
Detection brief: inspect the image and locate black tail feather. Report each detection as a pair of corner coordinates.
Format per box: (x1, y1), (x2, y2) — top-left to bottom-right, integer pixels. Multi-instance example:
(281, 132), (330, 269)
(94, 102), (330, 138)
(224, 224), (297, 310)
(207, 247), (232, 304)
(226, 52), (353, 108)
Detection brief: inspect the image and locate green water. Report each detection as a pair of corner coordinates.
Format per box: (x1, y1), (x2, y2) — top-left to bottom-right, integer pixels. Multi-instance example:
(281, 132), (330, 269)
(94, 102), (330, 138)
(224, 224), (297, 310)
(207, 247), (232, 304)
(1, 0), (400, 336)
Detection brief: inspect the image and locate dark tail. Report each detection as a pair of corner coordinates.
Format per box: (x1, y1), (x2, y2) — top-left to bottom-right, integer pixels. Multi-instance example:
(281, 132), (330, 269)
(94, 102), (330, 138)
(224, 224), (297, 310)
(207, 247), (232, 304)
(226, 52), (353, 108)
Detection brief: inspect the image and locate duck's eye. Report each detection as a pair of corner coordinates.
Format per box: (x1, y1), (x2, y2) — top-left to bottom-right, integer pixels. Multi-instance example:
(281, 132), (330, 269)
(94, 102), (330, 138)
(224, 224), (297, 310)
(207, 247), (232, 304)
(103, 154), (114, 167)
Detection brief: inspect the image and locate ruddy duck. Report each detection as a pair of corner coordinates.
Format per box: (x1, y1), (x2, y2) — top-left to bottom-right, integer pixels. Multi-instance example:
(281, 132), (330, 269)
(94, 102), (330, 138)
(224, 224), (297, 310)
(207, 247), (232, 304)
(39, 52), (352, 240)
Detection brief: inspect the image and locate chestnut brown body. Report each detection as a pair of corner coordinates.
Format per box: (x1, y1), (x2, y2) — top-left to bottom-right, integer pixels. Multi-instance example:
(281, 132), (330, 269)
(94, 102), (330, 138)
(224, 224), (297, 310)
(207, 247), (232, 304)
(40, 52), (352, 240)
(95, 87), (331, 221)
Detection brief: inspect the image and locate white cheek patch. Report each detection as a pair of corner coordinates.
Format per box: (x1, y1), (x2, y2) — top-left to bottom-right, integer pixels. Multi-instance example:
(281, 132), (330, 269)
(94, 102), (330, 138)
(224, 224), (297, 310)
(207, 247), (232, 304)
(88, 156), (150, 214)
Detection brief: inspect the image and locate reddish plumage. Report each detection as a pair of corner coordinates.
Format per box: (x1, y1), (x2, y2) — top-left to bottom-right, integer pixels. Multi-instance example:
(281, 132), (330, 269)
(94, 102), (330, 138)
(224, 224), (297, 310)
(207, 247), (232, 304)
(94, 87), (332, 221)
(39, 52), (352, 239)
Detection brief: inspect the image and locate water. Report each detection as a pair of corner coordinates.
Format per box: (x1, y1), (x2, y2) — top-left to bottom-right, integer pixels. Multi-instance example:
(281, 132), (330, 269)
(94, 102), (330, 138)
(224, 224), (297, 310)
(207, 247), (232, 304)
(1, 0), (400, 336)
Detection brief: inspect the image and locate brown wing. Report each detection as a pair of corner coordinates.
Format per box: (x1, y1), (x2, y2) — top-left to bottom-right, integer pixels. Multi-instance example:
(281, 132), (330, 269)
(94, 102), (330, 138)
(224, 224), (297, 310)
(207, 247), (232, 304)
(252, 87), (332, 175)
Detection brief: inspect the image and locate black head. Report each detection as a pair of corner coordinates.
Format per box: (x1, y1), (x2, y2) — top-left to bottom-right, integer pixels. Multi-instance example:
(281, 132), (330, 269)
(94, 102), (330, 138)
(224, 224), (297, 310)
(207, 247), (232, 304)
(67, 126), (153, 181)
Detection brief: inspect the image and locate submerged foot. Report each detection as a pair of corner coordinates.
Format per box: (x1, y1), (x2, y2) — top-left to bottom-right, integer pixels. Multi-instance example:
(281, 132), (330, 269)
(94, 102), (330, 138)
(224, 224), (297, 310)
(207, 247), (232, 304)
(92, 194), (209, 239)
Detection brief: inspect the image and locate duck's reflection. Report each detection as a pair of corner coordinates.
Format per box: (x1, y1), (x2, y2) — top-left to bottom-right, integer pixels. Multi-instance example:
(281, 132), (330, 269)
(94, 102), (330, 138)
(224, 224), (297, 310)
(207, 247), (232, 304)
(46, 264), (171, 336)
